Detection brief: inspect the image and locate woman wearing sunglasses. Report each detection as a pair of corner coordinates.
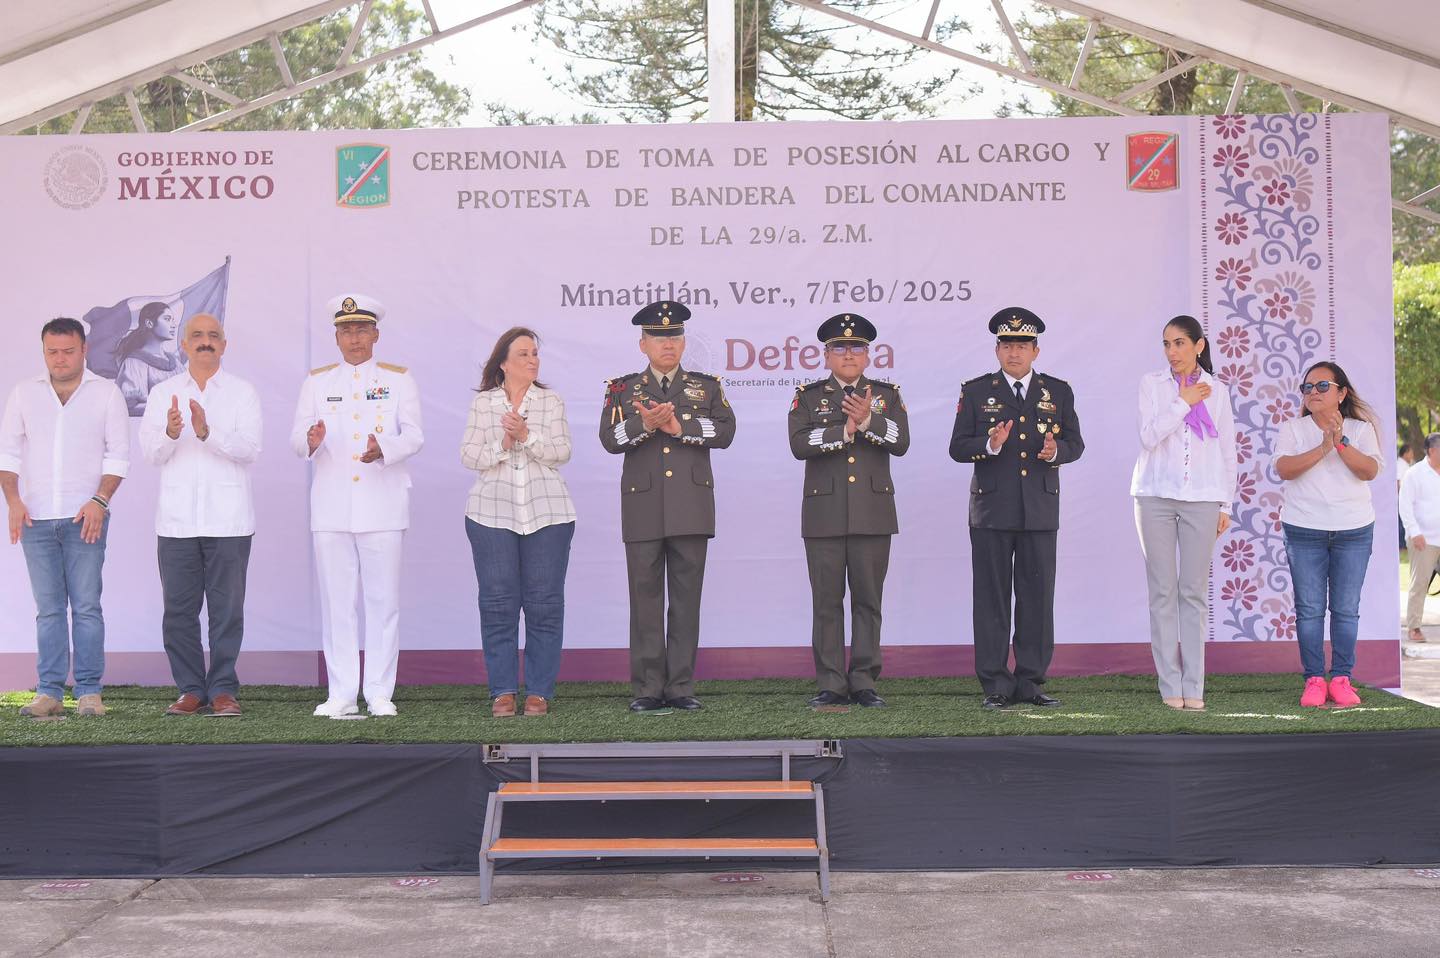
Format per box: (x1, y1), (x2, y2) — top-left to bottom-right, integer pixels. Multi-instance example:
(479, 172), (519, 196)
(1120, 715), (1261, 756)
(1131, 316), (1237, 711)
(1274, 362), (1382, 707)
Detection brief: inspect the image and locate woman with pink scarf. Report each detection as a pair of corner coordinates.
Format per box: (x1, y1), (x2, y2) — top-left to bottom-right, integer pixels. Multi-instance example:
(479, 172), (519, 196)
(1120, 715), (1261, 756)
(1130, 315), (1238, 710)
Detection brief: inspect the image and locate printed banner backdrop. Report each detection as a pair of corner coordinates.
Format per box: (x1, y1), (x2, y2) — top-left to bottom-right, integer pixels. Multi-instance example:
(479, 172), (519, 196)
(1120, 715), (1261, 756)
(0, 114), (1398, 683)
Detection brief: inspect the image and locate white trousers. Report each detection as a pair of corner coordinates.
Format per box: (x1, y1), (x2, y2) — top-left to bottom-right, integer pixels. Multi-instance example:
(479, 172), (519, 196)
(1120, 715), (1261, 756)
(314, 530), (403, 706)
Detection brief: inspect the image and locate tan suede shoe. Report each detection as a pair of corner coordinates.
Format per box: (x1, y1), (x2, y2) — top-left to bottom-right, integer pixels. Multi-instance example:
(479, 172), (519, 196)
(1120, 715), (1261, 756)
(19, 693), (64, 717)
(76, 694), (106, 716)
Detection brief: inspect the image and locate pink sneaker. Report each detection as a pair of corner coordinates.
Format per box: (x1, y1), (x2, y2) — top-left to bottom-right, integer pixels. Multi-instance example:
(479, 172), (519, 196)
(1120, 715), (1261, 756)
(1328, 676), (1361, 708)
(1299, 676), (1328, 708)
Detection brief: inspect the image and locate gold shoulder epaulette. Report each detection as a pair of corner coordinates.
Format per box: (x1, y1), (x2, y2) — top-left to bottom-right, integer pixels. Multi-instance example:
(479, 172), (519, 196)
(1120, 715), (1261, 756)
(377, 361), (408, 374)
(310, 363), (338, 375)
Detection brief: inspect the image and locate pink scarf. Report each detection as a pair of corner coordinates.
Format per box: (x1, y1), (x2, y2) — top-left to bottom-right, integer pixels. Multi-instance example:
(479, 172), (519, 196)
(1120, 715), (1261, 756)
(1176, 371), (1219, 440)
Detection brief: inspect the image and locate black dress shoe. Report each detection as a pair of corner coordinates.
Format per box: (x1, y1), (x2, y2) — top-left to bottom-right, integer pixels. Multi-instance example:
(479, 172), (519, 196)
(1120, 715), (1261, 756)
(666, 696), (703, 710)
(629, 696), (666, 712)
(982, 694), (1010, 710)
(851, 689), (887, 708)
(807, 690), (850, 707)
(1027, 693), (1062, 707)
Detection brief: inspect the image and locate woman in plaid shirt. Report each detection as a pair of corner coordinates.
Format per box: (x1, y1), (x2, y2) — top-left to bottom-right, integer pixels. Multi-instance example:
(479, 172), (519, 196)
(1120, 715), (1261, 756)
(461, 327), (576, 717)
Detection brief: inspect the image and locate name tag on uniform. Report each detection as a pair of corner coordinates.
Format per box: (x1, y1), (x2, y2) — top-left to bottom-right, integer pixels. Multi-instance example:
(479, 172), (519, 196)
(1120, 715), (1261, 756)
(365, 387), (391, 401)
(326, 396), (342, 402)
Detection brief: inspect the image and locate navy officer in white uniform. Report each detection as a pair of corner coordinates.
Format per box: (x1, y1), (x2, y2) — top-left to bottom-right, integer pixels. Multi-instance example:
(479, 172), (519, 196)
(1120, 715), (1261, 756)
(290, 294), (424, 718)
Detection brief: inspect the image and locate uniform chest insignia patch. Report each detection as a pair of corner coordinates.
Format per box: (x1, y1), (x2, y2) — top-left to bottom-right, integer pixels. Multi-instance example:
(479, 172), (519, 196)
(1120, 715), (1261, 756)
(1040, 387), (1052, 403)
(365, 387), (391, 401)
(871, 396), (886, 414)
(819, 397), (830, 409)
(1037, 401), (1057, 412)
(632, 382), (644, 392)
(684, 386), (706, 400)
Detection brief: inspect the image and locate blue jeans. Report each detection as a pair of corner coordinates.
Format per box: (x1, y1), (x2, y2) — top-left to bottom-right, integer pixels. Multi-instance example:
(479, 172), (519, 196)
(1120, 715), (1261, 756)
(465, 518), (574, 700)
(21, 516), (108, 700)
(1283, 522), (1373, 679)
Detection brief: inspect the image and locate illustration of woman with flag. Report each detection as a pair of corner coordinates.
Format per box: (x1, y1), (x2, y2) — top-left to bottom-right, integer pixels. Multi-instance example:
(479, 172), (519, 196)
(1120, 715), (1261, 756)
(114, 301), (184, 416)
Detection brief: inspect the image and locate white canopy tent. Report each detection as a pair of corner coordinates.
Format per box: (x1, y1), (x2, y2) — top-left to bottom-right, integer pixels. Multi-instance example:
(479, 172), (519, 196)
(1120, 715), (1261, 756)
(1, 0), (1436, 221)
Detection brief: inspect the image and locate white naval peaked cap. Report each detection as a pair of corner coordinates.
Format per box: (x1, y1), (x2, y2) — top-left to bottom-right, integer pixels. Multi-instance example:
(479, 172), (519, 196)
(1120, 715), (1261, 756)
(327, 293), (386, 325)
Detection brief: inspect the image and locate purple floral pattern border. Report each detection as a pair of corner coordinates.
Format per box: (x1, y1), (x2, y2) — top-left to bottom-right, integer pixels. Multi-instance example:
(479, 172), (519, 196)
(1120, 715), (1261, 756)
(1202, 113), (1334, 642)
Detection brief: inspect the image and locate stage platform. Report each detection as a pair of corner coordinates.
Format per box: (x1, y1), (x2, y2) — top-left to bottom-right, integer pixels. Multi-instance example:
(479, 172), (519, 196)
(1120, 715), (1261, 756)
(4, 677), (1439, 878)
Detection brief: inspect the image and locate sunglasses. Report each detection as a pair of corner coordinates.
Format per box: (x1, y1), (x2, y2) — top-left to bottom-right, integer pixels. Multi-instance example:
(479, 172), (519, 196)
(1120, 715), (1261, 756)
(1299, 380), (1340, 395)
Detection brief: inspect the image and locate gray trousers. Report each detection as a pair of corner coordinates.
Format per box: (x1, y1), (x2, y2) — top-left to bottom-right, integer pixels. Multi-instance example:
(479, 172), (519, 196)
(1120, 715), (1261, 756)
(624, 535), (708, 700)
(1135, 497), (1221, 699)
(805, 534), (891, 695)
(157, 535), (252, 700)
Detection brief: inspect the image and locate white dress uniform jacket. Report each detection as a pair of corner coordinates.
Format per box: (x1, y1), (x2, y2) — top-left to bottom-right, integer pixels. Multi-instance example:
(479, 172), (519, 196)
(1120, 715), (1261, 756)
(289, 358), (424, 531)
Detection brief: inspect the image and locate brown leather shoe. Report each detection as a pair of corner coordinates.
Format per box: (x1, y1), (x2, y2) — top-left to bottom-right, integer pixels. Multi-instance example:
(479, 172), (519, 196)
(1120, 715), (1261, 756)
(165, 693), (205, 716)
(523, 695), (549, 717)
(19, 693), (64, 718)
(491, 693), (517, 718)
(208, 693), (242, 717)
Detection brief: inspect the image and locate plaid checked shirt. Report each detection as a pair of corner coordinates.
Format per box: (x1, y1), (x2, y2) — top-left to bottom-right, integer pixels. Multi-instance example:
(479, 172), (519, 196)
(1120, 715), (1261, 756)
(460, 385), (575, 534)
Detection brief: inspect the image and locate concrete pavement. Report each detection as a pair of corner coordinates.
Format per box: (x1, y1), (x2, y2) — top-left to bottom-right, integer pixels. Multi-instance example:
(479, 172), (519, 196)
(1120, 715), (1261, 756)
(5, 868), (1440, 958)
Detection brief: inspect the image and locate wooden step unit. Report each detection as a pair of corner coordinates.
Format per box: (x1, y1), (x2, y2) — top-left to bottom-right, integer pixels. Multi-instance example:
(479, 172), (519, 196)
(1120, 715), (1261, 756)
(479, 757), (835, 904)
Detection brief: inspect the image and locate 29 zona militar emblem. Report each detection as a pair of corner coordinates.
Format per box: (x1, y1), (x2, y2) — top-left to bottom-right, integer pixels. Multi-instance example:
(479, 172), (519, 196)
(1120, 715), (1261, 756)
(336, 143), (390, 208)
(1126, 131), (1178, 192)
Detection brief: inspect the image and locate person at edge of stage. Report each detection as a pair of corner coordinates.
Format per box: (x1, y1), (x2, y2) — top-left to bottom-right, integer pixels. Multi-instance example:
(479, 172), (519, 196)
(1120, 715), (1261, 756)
(1274, 360), (1382, 708)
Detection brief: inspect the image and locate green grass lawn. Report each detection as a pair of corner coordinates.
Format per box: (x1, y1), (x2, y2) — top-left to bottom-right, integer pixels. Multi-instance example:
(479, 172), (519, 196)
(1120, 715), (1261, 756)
(2, 675), (1436, 747)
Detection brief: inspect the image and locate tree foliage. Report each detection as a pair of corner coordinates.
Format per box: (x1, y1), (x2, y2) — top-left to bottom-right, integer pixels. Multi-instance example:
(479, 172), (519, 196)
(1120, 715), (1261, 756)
(525, 0), (970, 122)
(31, 2), (469, 134)
(1009, 9), (1440, 264)
(1395, 263), (1440, 445)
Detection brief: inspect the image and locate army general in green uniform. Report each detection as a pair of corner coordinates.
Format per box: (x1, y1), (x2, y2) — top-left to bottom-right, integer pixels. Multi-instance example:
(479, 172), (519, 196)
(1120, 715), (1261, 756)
(789, 314), (909, 708)
(950, 307), (1084, 709)
(599, 302), (736, 713)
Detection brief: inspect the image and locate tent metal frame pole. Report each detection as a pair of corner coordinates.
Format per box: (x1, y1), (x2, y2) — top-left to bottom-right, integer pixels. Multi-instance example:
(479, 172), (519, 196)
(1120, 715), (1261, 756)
(707, 0), (736, 121)
(176, 0), (542, 132)
(0, 0), (355, 134)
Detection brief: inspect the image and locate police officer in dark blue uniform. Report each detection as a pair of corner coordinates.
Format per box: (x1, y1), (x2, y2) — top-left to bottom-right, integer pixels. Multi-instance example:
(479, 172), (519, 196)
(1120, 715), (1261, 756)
(949, 307), (1084, 709)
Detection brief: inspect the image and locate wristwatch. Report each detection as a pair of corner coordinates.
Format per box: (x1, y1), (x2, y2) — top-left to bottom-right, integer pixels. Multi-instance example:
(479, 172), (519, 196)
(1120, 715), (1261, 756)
(1335, 435), (1350, 450)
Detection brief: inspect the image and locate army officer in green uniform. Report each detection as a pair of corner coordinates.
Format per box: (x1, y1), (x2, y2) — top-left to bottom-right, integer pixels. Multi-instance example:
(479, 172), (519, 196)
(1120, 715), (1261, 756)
(949, 306), (1084, 709)
(789, 314), (909, 708)
(599, 301), (736, 713)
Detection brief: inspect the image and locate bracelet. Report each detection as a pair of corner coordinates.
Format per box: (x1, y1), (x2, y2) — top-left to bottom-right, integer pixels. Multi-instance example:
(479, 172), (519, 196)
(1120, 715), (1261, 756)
(90, 495), (110, 512)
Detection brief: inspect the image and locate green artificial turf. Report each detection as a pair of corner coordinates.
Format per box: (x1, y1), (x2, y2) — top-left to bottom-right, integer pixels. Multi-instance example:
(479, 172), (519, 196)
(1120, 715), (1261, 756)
(2, 675), (1437, 747)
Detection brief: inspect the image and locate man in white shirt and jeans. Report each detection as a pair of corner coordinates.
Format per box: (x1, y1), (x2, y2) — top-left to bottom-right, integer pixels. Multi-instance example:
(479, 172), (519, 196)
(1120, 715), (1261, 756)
(139, 314), (262, 717)
(1, 318), (129, 718)
(1401, 433), (1440, 643)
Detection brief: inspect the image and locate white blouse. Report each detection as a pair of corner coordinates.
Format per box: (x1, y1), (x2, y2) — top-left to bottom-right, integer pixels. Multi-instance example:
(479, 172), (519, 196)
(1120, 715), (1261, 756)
(1130, 368), (1238, 510)
(1275, 415), (1381, 531)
